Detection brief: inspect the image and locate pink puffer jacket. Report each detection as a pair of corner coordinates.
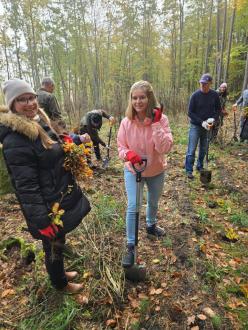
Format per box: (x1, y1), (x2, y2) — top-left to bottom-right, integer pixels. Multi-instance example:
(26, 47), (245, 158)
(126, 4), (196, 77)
(117, 115), (173, 177)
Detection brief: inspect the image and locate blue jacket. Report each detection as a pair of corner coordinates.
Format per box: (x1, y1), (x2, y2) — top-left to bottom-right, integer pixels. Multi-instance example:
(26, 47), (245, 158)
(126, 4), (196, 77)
(236, 89), (248, 107)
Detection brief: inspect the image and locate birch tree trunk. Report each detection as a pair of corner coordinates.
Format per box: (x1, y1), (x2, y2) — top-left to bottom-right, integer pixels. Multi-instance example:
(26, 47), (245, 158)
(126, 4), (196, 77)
(178, 0), (184, 89)
(215, 0), (221, 88)
(1, 30), (11, 79)
(223, 1), (236, 82)
(204, 0), (213, 72)
(242, 52), (248, 91)
(217, 0), (227, 84)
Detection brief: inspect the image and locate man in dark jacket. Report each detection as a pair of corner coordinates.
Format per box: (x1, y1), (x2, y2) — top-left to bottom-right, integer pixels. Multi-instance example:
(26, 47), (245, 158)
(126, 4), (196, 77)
(185, 73), (221, 179)
(80, 109), (115, 161)
(37, 77), (62, 121)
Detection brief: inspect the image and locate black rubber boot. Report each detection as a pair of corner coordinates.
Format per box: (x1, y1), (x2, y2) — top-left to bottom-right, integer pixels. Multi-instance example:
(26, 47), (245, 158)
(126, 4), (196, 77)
(146, 224), (165, 238)
(122, 244), (134, 268)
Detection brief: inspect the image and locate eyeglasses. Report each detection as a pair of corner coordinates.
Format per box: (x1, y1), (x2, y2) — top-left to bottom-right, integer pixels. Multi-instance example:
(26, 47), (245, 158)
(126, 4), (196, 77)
(15, 95), (37, 105)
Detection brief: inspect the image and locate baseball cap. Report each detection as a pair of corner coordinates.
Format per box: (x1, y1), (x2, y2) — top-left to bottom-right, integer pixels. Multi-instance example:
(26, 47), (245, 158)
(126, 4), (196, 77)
(199, 73), (213, 84)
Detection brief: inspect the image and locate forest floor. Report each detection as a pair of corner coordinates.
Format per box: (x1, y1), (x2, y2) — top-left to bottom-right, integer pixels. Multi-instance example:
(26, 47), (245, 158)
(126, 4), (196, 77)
(0, 112), (247, 330)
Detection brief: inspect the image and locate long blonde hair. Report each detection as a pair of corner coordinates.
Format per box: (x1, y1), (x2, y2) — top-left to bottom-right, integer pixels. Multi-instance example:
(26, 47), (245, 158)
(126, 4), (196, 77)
(125, 80), (160, 120)
(36, 109), (58, 149)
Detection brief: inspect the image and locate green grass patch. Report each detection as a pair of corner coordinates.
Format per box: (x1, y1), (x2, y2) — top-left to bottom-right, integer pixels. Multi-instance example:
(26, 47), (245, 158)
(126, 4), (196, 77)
(196, 207), (209, 223)
(19, 296), (81, 330)
(222, 241), (248, 259)
(211, 314), (222, 329)
(162, 236), (173, 248)
(93, 193), (125, 231)
(235, 309), (248, 329)
(203, 261), (228, 284)
(234, 263), (248, 277)
(226, 284), (244, 297)
(170, 124), (188, 145)
(216, 198), (233, 215)
(230, 212), (248, 227)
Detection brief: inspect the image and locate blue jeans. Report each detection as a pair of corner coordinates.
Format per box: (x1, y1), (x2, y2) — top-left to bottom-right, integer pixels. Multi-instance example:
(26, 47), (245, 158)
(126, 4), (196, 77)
(185, 124), (208, 173)
(124, 169), (165, 245)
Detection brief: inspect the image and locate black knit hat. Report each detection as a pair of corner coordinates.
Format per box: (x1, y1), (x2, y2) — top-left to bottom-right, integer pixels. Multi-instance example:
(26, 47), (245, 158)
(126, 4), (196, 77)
(90, 113), (102, 127)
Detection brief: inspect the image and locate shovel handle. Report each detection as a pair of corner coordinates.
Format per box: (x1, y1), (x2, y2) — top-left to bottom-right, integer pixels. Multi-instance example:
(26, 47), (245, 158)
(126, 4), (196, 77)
(132, 159), (147, 182)
(132, 159), (147, 172)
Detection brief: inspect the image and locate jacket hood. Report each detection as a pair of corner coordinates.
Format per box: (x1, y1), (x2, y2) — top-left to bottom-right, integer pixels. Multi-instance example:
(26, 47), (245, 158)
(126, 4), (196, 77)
(0, 105), (51, 144)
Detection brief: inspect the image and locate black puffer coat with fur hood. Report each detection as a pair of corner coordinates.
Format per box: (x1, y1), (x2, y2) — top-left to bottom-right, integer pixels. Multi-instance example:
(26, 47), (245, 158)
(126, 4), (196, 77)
(0, 106), (91, 239)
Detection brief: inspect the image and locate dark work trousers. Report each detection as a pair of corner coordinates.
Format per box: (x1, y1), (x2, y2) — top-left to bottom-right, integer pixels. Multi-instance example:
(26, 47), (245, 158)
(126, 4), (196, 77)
(42, 235), (68, 289)
(93, 143), (101, 160)
(80, 125), (102, 160)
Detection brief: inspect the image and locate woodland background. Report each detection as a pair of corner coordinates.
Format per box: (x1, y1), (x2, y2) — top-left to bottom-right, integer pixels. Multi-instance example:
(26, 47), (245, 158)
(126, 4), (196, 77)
(0, 1), (248, 329)
(0, 0), (248, 123)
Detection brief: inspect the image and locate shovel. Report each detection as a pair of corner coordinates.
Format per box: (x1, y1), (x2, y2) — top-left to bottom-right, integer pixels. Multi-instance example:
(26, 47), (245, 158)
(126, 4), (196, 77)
(233, 107), (239, 142)
(200, 128), (212, 185)
(124, 160), (147, 282)
(102, 125), (113, 169)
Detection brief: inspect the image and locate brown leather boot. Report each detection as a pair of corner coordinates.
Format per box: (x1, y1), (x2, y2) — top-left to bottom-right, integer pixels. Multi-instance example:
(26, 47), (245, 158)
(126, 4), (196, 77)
(63, 282), (84, 294)
(65, 271), (78, 281)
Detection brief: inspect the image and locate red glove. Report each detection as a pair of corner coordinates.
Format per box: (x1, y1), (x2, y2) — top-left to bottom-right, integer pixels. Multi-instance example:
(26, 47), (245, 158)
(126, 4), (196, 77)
(153, 108), (162, 123)
(62, 135), (73, 144)
(39, 224), (59, 239)
(126, 151), (142, 164)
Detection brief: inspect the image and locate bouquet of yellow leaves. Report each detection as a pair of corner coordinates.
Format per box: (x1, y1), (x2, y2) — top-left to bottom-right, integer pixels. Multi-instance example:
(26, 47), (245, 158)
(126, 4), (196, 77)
(63, 138), (93, 182)
(50, 202), (65, 227)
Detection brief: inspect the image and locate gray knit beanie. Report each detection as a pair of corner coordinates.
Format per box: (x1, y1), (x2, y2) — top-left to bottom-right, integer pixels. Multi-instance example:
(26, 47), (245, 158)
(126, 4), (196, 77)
(2, 78), (36, 109)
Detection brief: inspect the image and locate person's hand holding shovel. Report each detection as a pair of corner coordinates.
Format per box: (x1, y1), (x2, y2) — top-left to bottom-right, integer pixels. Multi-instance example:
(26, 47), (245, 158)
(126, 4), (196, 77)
(125, 150), (143, 174)
(109, 116), (116, 126)
(202, 118), (215, 130)
(232, 104), (238, 112)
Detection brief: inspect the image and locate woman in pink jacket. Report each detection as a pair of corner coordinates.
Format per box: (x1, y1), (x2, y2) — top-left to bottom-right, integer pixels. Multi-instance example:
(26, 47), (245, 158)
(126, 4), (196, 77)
(117, 80), (173, 267)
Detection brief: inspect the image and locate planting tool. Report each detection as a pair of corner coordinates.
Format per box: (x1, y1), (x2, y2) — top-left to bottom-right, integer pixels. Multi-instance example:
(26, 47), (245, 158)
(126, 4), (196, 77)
(102, 124), (113, 169)
(233, 106), (238, 142)
(200, 122), (213, 185)
(124, 159), (147, 282)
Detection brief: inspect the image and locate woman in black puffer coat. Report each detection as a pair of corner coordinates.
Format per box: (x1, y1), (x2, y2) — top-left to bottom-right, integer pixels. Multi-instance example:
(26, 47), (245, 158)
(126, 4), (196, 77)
(0, 78), (91, 293)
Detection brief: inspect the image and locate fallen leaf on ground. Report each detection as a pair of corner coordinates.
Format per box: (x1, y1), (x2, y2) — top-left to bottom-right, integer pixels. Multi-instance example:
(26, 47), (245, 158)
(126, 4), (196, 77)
(235, 277), (242, 284)
(76, 294), (89, 305)
(138, 293), (149, 299)
(155, 288), (163, 295)
(240, 284), (248, 298)
(228, 297), (247, 309)
(202, 307), (216, 318)
(197, 314), (207, 320)
(1, 289), (15, 298)
(128, 294), (140, 309)
(228, 259), (238, 268)
(171, 271), (182, 278)
(83, 271), (92, 279)
(106, 319), (116, 328)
